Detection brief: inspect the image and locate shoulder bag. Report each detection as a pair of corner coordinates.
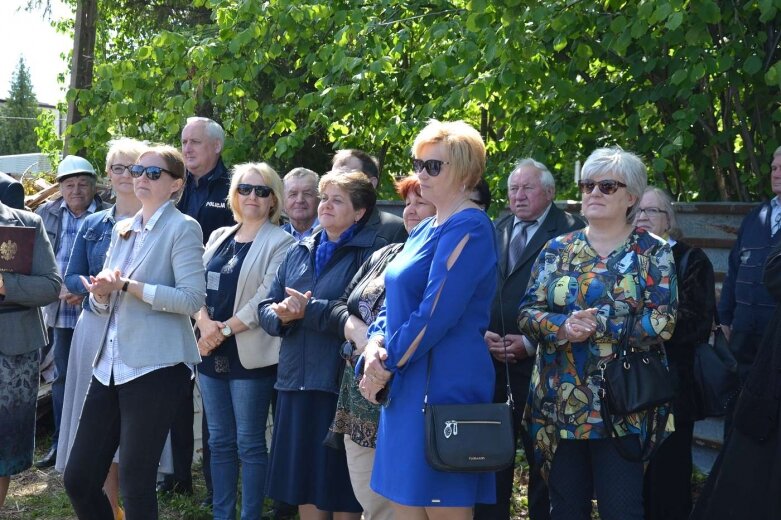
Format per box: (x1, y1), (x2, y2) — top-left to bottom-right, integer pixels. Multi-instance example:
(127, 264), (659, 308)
(423, 219), (515, 472)
(423, 351), (515, 472)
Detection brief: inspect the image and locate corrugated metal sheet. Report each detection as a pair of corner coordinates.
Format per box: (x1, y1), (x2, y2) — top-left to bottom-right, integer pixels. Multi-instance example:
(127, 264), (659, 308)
(0, 153), (53, 176)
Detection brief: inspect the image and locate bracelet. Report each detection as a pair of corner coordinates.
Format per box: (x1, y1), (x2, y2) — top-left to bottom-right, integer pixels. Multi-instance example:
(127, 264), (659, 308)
(121, 280), (130, 292)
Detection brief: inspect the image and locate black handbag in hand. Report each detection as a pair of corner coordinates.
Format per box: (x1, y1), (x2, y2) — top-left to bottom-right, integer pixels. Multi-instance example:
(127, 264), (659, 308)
(599, 312), (675, 462)
(423, 350), (515, 473)
(601, 313), (675, 415)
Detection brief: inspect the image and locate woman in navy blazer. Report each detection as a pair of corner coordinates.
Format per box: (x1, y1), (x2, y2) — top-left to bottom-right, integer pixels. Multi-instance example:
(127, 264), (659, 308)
(194, 162), (295, 519)
(64, 145), (206, 520)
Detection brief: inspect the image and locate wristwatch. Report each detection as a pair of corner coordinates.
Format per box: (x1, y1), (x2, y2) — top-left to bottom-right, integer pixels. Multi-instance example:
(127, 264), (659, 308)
(220, 323), (233, 337)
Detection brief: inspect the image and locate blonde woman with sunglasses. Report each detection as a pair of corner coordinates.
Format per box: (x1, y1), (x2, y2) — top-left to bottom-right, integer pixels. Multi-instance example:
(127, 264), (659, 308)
(517, 147), (678, 520)
(193, 163), (295, 520)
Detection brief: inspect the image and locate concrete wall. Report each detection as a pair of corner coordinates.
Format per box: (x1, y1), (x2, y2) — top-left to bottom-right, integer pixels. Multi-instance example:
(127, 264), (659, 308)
(377, 199), (760, 281)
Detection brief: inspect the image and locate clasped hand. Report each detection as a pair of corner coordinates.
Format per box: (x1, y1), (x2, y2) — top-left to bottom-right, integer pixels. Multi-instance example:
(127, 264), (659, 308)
(196, 318), (227, 357)
(270, 287), (312, 324)
(484, 331), (529, 363)
(559, 308), (599, 342)
(80, 268), (124, 301)
(358, 339), (393, 404)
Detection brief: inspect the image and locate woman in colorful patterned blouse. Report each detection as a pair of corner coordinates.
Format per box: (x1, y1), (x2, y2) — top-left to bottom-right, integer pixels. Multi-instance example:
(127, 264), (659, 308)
(518, 147), (678, 520)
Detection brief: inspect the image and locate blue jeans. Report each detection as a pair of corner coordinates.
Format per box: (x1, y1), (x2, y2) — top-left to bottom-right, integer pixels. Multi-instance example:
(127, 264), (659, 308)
(199, 373), (275, 520)
(51, 326), (75, 444)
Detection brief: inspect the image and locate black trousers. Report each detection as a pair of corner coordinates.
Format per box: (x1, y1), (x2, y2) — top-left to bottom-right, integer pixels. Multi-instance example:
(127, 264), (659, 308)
(474, 370), (550, 520)
(548, 436), (644, 520)
(168, 379), (197, 489)
(643, 418), (694, 520)
(64, 365), (190, 520)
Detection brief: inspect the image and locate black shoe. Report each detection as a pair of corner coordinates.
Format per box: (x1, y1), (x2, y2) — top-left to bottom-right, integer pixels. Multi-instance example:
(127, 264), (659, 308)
(200, 493), (213, 508)
(34, 444), (57, 469)
(156, 476), (193, 496)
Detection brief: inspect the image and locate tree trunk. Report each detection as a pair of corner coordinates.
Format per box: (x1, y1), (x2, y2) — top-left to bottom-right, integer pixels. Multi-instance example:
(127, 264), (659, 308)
(64, 0), (97, 156)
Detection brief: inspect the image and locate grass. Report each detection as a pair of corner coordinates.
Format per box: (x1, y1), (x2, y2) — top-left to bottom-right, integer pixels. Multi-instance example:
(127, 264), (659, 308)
(4, 432), (706, 519)
(4, 430), (212, 520)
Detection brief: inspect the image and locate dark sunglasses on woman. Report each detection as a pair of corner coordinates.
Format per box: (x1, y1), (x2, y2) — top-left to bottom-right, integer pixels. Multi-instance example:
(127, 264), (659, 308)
(577, 179), (627, 195)
(237, 184), (273, 197)
(128, 164), (174, 180)
(412, 159), (450, 176)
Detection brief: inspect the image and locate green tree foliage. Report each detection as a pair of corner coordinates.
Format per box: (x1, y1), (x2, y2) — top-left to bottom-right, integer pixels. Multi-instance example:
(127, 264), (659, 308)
(0, 57), (41, 155)
(57, 0), (781, 203)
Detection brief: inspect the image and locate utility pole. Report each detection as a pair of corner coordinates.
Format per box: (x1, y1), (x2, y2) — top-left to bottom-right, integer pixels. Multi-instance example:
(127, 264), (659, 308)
(64, 0), (97, 156)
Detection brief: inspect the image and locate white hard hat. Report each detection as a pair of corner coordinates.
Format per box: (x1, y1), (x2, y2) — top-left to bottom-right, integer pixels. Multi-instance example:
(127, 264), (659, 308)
(56, 155), (97, 182)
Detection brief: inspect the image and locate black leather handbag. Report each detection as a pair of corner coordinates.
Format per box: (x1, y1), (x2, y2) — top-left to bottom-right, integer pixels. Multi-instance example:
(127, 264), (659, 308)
(423, 350), (515, 472)
(693, 328), (739, 417)
(674, 248), (740, 418)
(600, 313), (675, 462)
(601, 313), (675, 415)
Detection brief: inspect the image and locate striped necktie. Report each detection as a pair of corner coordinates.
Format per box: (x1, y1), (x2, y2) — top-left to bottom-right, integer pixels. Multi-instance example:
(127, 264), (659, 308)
(773, 212), (781, 236)
(508, 220), (537, 271)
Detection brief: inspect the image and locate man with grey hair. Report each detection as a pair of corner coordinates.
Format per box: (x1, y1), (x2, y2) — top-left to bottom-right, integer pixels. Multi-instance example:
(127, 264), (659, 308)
(34, 155), (108, 468)
(282, 167), (320, 240)
(718, 145), (781, 436)
(178, 116), (235, 243)
(165, 117), (234, 502)
(475, 159), (584, 520)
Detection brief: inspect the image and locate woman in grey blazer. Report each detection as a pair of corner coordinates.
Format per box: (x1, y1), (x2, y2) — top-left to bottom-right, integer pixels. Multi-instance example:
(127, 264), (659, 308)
(0, 201), (61, 508)
(64, 145), (206, 520)
(194, 162), (295, 520)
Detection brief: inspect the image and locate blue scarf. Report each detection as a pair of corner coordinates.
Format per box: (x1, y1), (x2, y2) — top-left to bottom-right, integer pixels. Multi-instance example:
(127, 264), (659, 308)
(315, 224), (359, 279)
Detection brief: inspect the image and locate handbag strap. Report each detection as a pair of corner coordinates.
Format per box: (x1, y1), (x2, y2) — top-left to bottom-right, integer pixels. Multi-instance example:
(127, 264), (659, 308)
(422, 216), (513, 412)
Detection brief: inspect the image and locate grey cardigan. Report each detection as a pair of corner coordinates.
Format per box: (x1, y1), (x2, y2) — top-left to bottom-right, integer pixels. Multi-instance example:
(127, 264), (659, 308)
(0, 203), (62, 355)
(92, 203), (206, 368)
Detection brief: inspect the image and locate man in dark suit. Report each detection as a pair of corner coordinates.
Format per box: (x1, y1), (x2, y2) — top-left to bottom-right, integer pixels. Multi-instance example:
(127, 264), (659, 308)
(0, 171), (24, 209)
(332, 148), (408, 244)
(475, 159), (585, 520)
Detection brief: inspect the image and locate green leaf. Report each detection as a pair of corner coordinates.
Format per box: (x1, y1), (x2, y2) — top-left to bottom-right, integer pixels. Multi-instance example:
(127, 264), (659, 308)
(744, 55), (763, 75)
(697, 0), (721, 23)
(665, 11), (683, 31)
(670, 69), (689, 85)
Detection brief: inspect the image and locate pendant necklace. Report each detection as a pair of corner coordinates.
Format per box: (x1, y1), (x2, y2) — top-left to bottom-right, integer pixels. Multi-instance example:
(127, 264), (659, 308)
(223, 239), (252, 273)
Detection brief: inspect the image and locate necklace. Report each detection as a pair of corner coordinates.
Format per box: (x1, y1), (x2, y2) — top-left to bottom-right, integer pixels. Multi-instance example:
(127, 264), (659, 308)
(436, 197), (470, 225)
(222, 239), (252, 273)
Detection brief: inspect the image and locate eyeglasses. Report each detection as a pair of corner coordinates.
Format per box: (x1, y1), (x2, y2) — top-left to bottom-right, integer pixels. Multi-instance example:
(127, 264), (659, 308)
(109, 164), (130, 175)
(128, 164), (174, 180)
(237, 184), (273, 198)
(577, 179), (627, 195)
(412, 159), (450, 176)
(637, 207), (667, 217)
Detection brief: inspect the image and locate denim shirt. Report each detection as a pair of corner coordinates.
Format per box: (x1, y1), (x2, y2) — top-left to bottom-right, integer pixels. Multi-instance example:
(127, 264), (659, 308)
(64, 207), (119, 295)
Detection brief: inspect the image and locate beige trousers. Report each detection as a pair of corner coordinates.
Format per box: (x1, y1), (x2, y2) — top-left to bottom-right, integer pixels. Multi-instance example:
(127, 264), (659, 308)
(344, 436), (395, 520)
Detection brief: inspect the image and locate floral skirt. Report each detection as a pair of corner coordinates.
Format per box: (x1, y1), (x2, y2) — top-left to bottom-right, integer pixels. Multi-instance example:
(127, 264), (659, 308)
(330, 364), (380, 448)
(0, 350), (39, 476)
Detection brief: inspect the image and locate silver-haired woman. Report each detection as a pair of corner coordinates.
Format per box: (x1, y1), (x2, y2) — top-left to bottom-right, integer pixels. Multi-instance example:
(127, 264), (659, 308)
(519, 147), (678, 520)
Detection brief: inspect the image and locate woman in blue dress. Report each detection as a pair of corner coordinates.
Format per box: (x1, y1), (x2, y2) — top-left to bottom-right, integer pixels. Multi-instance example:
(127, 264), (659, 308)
(360, 120), (497, 518)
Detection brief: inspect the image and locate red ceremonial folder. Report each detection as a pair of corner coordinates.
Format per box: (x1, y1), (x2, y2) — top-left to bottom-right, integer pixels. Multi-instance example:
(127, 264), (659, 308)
(0, 225), (35, 275)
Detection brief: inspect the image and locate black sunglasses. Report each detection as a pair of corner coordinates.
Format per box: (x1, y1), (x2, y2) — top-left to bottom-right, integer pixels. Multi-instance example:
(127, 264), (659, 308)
(577, 179), (627, 195)
(237, 184), (273, 198)
(128, 164), (174, 180)
(412, 159), (450, 176)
